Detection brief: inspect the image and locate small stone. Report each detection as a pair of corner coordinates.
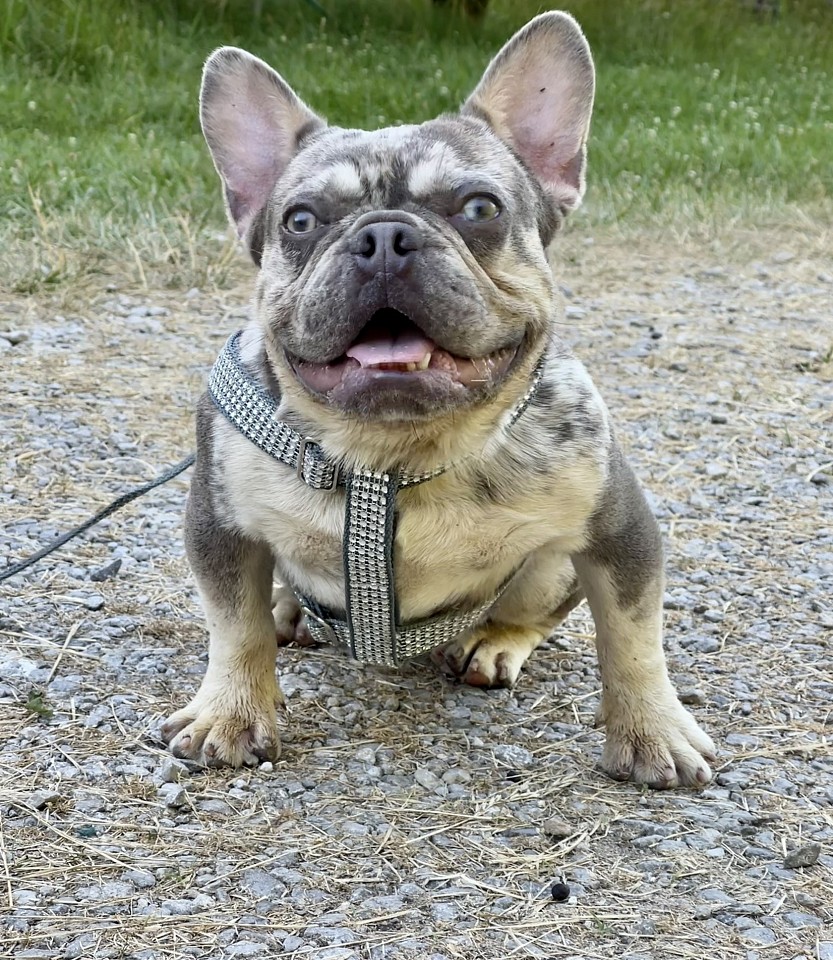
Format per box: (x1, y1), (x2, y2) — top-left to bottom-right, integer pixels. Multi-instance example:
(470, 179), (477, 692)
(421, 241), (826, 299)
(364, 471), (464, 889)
(678, 688), (706, 705)
(541, 818), (572, 840)
(122, 868), (156, 889)
(493, 744), (534, 767)
(414, 768), (442, 790)
(0, 329), (28, 345)
(693, 636), (720, 654)
(784, 842), (821, 869)
(441, 768), (471, 784)
(283, 936), (305, 952)
(82, 593), (106, 611)
(550, 882), (571, 902)
(701, 888), (733, 903)
(199, 799), (232, 815)
(704, 463), (728, 478)
(158, 782), (187, 808)
(158, 759), (188, 783)
(64, 933), (97, 958)
(773, 250), (795, 263)
(783, 911), (822, 928)
(226, 943), (269, 957)
(260, 761), (274, 773)
(242, 867), (285, 899)
(431, 902), (458, 922)
(354, 745), (378, 764)
(90, 559), (122, 582)
(27, 789), (62, 810)
(669, 362), (688, 372)
(740, 927), (777, 946)
(710, 412), (728, 424)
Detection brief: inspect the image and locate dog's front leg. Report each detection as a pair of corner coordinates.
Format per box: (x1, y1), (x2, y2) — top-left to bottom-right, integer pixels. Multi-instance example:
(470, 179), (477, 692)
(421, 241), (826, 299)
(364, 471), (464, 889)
(574, 448), (716, 788)
(161, 478), (281, 767)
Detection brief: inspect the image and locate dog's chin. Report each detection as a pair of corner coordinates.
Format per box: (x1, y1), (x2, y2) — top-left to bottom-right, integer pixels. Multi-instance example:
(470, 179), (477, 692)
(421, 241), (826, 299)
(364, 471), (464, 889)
(285, 311), (523, 421)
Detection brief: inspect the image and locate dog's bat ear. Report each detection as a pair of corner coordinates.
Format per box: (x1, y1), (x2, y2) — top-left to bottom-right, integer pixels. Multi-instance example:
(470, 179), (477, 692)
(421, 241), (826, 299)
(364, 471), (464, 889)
(463, 12), (595, 214)
(200, 47), (326, 239)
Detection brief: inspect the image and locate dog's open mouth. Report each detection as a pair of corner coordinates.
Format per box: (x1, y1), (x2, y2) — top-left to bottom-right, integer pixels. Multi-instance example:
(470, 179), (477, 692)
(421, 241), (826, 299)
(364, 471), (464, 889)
(289, 309), (519, 399)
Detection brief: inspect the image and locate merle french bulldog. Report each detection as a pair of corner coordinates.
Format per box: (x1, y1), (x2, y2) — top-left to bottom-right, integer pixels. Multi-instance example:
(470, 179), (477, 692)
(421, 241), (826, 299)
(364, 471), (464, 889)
(161, 11), (716, 788)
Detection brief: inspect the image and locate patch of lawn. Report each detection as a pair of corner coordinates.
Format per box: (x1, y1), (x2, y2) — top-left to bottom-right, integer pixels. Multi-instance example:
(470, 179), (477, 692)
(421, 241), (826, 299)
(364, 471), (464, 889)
(2, 0), (831, 289)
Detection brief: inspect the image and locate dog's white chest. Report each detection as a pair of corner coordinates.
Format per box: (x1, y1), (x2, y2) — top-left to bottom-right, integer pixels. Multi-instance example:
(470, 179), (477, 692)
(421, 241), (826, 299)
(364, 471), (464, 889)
(215, 417), (599, 621)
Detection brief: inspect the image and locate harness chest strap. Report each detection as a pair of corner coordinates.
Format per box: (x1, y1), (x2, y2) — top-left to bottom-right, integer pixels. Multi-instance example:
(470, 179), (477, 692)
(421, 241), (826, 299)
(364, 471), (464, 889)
(208, 332), (542, 665)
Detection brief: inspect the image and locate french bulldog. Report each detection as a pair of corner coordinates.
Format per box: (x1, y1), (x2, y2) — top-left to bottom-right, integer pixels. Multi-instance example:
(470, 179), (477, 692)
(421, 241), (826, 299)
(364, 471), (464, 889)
(161, 11), (717, 788)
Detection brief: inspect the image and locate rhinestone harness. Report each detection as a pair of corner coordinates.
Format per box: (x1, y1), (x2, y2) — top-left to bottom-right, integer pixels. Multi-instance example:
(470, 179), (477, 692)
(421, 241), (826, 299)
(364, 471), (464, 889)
(208, 332), (542, 666)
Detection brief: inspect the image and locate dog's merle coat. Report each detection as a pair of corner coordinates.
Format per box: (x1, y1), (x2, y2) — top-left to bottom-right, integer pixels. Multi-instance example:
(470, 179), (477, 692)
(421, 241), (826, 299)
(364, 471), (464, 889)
(161, 12), (717, 788)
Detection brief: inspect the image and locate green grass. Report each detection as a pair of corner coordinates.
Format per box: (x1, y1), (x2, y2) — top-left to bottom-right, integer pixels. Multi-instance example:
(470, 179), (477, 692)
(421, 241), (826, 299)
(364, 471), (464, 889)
(2, 0), (831, 290)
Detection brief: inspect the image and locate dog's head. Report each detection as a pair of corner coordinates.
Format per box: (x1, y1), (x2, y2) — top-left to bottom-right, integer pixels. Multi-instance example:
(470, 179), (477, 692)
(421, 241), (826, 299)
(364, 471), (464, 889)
(200, 12), (594, 437)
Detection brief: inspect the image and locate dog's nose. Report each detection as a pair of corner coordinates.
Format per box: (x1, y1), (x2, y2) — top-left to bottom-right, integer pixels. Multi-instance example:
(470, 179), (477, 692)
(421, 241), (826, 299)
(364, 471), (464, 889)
(350, 221), (422, 275)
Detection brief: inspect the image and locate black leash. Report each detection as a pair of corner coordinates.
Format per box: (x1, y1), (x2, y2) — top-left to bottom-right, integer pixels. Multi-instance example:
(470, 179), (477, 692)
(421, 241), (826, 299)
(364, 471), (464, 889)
(0, 454), (195, 584)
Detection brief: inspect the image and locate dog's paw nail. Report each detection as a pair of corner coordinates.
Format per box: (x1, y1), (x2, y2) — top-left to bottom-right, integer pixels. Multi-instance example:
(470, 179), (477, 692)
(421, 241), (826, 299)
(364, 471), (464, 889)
(172, 735), (192, 758)
(464, 660), (493, 687)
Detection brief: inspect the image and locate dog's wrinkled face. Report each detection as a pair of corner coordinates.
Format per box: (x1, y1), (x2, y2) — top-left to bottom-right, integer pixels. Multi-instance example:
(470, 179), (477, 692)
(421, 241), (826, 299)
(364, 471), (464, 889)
(259, 121), (555, 419)
(200, 12), (595, 421)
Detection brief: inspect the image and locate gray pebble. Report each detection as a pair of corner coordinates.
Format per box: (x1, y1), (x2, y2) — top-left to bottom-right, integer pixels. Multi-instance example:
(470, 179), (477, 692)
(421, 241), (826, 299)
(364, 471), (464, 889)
(541, 818), (572, 839)
(242, 868), (285, 900)
(678, 688), (706, 705)
(27, 789), (62, 810)
(90, 559), (122, 582)
(493, 743), (534, 767)
(121, 869), (156, 889)
(158, 783), (187, 808)
(158, 759), (188, 783)
(783, 911), (822, 928)
(784, 842), (821, 868)
(225, 943), (269, 957)
(739, 927), (777, 946)
(414, 767), (442, 790)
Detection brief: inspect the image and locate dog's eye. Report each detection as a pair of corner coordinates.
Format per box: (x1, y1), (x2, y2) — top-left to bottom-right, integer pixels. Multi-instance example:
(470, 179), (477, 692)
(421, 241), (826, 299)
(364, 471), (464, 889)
(461, 195), (501, 222)
(285, 209), (319, 234)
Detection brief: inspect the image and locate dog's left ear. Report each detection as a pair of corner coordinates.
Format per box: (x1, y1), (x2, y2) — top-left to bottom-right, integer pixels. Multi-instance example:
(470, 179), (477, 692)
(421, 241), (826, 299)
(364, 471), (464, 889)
(463, 12), (595, 214)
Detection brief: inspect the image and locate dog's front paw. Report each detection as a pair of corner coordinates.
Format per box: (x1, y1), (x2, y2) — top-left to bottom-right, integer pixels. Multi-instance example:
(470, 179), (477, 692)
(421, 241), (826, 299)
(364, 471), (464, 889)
(600, 693), (716, 789)
(161, 684), (282, 768)
(432, 625), (545, 688)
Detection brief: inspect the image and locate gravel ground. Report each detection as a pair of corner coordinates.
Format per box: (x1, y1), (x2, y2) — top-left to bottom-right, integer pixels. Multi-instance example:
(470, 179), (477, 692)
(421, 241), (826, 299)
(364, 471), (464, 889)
(1, 226), (831, 959)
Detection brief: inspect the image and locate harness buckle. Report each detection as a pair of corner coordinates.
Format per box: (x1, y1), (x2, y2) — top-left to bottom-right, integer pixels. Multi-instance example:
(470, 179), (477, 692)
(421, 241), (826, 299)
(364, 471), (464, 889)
(296, 437), (339, 491)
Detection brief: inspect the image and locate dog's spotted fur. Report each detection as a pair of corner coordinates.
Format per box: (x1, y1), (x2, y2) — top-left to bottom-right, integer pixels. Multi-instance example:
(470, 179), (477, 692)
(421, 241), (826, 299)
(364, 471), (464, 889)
(162, 12), (716, 787)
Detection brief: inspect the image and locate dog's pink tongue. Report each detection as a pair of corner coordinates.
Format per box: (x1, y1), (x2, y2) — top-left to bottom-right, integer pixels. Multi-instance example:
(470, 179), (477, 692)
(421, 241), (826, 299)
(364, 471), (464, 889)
(346, 330), (434, 367)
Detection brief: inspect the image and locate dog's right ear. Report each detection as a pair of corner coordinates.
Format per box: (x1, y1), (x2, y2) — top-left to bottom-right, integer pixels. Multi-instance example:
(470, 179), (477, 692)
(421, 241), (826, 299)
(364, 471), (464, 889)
(200, 47), (325, 242)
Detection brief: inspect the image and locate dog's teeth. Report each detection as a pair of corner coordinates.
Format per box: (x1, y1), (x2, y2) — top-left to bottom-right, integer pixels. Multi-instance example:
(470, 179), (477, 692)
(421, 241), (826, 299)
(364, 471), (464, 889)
(417, 352), (431, 370)
(406, 362), (417, 371)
